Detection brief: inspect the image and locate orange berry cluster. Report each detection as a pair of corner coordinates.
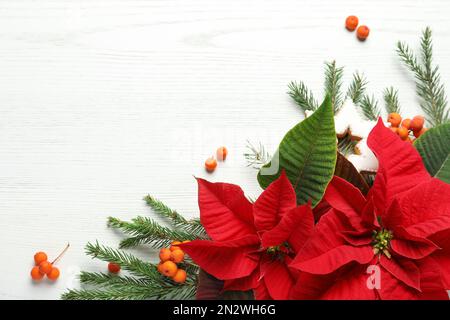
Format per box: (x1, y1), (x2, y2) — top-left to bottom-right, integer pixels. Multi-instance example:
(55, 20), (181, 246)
(387, 113), (427, 143)
(157, 240), (190, 284)
(205, 146), (228, 173)
(345, 15), (370, 41)
(30, 244), (69, 282)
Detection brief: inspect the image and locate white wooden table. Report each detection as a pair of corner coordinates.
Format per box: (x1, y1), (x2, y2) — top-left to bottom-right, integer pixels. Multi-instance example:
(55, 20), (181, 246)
(1, 0), (449, 300)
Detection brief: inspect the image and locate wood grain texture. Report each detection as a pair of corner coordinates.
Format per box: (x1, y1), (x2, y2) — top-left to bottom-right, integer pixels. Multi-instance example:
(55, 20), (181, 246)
(0, 0), (449, 299)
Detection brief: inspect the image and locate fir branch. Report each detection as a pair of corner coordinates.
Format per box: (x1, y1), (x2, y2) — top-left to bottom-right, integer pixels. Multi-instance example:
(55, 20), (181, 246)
(143, 195), (206, 237)
(324, 60), (345, 112)
(358, 94), (381, 121)
(397, 27), (449, 126)
(337, 135), (358, 156)
(108, 216), (200, 249)
(244, 140), (271, 170)
(287, 81), (318, 113)
(383, 87), (401, 114)
(62, 283), (196, 300)
(85, 241), (162, 279)
(346, 72), (368, 104)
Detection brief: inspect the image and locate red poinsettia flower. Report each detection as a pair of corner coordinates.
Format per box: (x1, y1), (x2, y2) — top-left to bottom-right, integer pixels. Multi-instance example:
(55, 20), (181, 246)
(290, 119), (450, 300)
(180, 172), (314, 300)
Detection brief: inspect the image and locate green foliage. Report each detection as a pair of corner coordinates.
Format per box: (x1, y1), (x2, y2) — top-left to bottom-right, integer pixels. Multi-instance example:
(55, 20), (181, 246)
(244, 140), (272, 169)
(346, 72), (368, 104)
(257, 96), (337, 207)
(397, 27), (449, 126)
(414, 122), (450, 183)
(287, 81), (318, 113)
(358, 94), (381, 121)
(144, 195), (206, 237)
(324, 61), (344, 112)
(383, 87), (402, 115)
(62, 196), (203, 300)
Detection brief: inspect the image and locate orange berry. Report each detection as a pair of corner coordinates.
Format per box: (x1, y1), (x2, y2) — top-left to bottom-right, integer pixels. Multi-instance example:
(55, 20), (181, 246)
(39, 261), (53, 275)
(159, 248), (172, 262)
(34, 252), (48, 266)
(170, 241), (182, 251)
(410, 115), (425, 132)
(390, 127), (398, 134)
(345, 16), (359, 31)
(401, 118), (411, 130)
(161, 261), (178, 277)
(397, 127), (409, 140)
(31, 266), (44, 281)
(205, 157), (217, 173)
(182, 240), (191, 244)
(413, 127), (427, 138)
(170, 249), (185, 263)
(216, 147), (228, 161)
(387, 113), (402, 127)
(108, 262), (121, 274)
(356, 25), (370, 41)
(171, 241), (182, 246)
(157, 263), (164, 274)
(172, 269), (187, 284)
(47, 267), (60, 281)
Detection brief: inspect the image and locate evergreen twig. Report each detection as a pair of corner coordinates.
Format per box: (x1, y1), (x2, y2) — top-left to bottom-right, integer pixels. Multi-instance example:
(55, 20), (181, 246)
(324, 61), (344, 112)
(108, 216), (201, 249)
(244, 140), (272, 170)
(287, 81), (318, 113)
(143, 195), (206, 237)
(358, 94), (381, 121)
(383, 87), (401, 114)
(397, 27), (449, 126)
(346, 72), (368, 104)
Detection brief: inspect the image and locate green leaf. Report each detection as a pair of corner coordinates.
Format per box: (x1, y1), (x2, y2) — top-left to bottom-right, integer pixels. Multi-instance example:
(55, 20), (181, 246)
(414, 122), (450, 183)
(436, 156), (450, 182)
(257, 96), (337, 207)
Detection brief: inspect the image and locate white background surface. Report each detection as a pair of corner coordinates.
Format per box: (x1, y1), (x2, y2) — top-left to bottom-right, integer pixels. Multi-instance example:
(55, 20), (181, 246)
(1, 0), (449, 300)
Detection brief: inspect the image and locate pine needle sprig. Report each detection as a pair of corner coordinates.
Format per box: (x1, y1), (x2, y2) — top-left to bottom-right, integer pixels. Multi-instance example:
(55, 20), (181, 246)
(287, 81), (318, 113)
(244, 140), (271, 170)
(397, 27), (449, 126)
(107, 216), (200, 249)
(346, 72), (368, 104)
(383, 87), (402, 114)
(324, 61), (345, 112)
(143, 195), (206, 237)
(358, 94), (381, 121)
(337, 135), (358, 156)
(85, 241), (162, 279)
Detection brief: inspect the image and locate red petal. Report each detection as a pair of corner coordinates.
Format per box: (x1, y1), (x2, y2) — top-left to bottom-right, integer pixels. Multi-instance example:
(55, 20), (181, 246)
(430, 229), (450, 289)
(261, 259), (295, 300)
(254, 278), (272, 300)
(378, 267), (417, 300)
(254, 171), (296, 232)
(340, 230), (373, 246)
(392, 178), (450, 238)
(180, 235), (260, 280)
(261, 204), (314, 253)
(291, 265), (377, 300)
(197, 178), (256, 241)
(391, 238), (439, 260)
(379, 256), (420, 291)
(292, 244), (374, 274)
(223, 267), (259, 292)
(367, 119), (431, 215)
(416, 257), (449, 300)
(324, 176), (366, 224)
(361, 198), (380, 228)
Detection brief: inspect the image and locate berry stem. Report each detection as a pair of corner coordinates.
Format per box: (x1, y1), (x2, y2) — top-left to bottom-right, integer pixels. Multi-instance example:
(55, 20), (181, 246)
(51, 243), (70, 264)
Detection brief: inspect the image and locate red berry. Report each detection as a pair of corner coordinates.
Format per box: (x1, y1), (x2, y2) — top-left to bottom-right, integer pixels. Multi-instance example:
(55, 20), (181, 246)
(108, 262), (121, 274)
